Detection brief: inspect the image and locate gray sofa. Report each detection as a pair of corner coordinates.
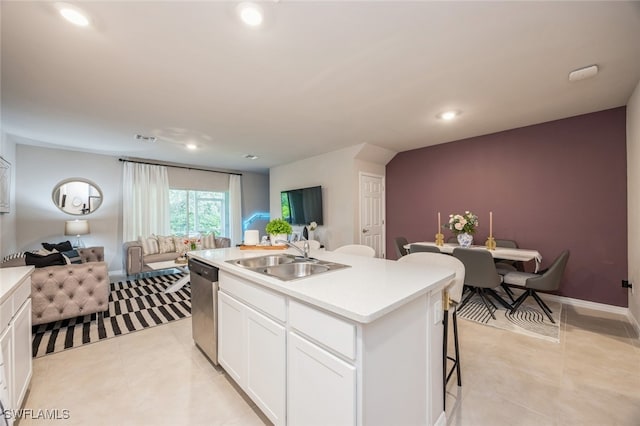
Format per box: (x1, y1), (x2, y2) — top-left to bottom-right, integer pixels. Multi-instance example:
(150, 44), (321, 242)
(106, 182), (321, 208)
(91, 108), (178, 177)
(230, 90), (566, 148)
(1, 247), (109, 326)
(123, 236), (231, 276)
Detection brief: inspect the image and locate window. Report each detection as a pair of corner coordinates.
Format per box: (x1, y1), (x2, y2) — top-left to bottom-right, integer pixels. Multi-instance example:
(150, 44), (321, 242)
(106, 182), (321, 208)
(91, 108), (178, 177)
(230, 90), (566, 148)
(169, 189), (228, 236)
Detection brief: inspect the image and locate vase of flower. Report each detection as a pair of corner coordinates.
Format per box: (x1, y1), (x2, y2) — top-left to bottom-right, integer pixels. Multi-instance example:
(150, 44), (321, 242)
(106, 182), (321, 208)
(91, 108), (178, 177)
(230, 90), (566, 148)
(447, 211), (479, 248)
(457, 232), (474, 248)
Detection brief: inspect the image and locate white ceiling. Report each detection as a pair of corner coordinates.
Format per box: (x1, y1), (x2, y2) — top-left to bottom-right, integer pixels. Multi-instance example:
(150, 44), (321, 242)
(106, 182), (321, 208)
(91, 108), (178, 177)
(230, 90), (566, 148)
(2, 1), (640, 173)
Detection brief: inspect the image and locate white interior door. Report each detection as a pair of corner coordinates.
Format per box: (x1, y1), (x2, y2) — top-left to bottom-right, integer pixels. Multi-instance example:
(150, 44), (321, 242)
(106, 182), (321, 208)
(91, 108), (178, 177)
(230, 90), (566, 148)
(359, 173), (385, 258)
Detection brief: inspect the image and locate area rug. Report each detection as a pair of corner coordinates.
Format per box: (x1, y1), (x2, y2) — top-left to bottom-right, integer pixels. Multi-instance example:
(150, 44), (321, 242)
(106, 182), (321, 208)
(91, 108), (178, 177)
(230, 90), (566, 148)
(32, 273), (191, 358)
(457, 289), (562, 343)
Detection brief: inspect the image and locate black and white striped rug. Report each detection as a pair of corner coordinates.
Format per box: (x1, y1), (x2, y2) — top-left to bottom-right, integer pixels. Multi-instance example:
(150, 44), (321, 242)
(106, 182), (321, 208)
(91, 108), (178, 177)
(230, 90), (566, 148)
(32, 273), (191, 358)
(457, 289), (561, 343)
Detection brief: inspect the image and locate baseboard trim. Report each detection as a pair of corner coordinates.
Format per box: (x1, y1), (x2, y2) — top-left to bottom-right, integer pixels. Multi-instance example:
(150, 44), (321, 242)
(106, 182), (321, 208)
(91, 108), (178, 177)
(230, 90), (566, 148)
(537, 293), (628, 316)
(627, 309), (640, 338)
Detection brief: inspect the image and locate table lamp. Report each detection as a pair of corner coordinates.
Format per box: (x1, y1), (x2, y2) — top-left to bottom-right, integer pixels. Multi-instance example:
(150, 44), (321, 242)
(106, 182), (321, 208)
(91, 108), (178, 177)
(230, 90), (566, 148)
(65, 219), (90, 248)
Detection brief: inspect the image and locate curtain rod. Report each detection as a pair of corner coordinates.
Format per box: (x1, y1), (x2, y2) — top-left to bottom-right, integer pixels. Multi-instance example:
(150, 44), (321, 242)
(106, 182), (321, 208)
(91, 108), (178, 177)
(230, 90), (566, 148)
(118, 158), (242, 176)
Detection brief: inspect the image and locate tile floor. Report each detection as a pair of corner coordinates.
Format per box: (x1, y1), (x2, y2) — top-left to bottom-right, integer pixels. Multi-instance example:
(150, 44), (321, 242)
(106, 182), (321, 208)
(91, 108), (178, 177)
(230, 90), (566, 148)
(18, 304), (640, 425)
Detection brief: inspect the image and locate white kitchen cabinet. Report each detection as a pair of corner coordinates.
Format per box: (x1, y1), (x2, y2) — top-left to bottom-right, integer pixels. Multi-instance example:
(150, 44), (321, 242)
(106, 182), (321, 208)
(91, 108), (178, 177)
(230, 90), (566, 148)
(218, 273), (286, 426)
(218, 291), (245, 384)
(245, 307), (286, 423)
(288, 331), (356, 426)
(0, 266), (33, 423)
(201, 250), (452, 426)
(12, 299), (32, 410)
(0, 325), (13, 413)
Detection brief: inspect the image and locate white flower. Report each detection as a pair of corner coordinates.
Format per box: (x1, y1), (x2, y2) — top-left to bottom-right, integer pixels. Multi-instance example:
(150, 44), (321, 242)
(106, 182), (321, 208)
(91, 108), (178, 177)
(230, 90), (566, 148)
(309, 221), (318, 230)
(454, 222), (464, 230)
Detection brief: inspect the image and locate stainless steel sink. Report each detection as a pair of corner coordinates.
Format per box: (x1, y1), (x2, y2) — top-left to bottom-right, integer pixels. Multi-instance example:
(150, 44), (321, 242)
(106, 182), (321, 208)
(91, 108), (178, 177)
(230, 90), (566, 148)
(230, 254), (297, 268)
(227, 254), (349, 281)
(256, 262), (331, 281)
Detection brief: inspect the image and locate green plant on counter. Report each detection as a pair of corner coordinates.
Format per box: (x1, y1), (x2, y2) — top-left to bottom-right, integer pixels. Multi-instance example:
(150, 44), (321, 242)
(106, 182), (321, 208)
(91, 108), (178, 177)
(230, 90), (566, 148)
(265, 218), (292, 235)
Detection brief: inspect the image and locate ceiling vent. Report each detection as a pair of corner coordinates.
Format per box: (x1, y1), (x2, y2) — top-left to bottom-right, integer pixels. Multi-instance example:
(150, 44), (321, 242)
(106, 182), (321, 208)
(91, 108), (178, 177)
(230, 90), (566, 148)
(135, 134), (157, 143)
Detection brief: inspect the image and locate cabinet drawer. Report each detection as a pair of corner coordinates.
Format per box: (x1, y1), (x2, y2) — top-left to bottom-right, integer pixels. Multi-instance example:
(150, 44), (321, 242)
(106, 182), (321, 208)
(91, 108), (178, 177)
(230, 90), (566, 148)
(289, 300), (356, 360)
(13, 277), (31, 312)
(220, 271), (286, 322)
(0, 297), (11, 335)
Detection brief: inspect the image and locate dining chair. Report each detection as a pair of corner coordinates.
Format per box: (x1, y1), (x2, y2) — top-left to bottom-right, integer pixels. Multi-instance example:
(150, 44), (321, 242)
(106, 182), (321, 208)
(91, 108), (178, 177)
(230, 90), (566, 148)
(333, 244), (375, 257)
(398, 252), (465, 408)
(453, 248), (512, 319)
(409, 244), (441, 253)
(502, 250), (570, 323)
(492, 239), (523, 301)
(494, 239), (525, 272)
(394, 237), (409, 258)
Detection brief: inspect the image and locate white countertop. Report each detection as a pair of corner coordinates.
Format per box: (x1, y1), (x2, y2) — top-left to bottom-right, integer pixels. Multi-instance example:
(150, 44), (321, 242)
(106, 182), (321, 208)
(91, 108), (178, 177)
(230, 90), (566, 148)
(189, 247), (453, 324)
(0, 266), (34, 304)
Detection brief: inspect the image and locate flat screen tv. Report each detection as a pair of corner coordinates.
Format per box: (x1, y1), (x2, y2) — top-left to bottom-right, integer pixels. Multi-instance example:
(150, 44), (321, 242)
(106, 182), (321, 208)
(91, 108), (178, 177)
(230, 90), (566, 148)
(281, 185), (323, 226)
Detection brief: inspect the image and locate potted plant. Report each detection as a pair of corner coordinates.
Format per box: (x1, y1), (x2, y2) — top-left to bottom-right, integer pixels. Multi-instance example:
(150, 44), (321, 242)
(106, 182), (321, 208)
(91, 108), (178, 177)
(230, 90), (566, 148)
(265, 218), (292, 244)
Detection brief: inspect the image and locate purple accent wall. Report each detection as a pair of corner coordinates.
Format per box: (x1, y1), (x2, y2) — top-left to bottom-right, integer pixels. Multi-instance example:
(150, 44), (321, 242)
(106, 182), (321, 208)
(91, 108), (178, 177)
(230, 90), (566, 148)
(386, 107), (628, 307)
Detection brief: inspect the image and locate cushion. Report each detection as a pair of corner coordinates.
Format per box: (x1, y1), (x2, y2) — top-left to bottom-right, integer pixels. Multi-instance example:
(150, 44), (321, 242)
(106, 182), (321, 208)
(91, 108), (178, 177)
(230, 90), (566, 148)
(201, 233), (216, 249)
(173, 236), (189, 253)
(61, 249), (82, 264)
(42, 240), (73, 252)
(25, 252), (66, 268)
(156, 235), (176, 253)
(138, 236), (159, 255)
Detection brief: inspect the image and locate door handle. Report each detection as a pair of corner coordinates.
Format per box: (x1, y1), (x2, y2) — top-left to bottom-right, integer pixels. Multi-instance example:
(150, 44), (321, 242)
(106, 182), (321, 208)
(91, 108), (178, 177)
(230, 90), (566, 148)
(362, 228), (369, 233)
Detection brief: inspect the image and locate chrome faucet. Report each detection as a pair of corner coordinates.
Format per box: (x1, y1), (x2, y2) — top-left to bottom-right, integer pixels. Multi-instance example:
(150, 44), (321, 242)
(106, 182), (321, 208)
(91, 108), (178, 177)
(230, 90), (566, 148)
(275, 239), (310, 259)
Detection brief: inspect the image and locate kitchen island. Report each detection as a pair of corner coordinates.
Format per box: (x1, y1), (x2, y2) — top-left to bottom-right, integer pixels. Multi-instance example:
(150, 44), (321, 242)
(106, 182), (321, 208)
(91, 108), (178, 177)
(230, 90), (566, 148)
(190, 247), (454, 426)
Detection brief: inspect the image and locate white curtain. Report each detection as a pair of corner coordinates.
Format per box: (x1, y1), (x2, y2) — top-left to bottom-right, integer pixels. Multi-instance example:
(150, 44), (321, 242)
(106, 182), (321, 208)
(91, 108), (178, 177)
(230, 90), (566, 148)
(122, 162), (170, 241)
(229, 174), (242, 246)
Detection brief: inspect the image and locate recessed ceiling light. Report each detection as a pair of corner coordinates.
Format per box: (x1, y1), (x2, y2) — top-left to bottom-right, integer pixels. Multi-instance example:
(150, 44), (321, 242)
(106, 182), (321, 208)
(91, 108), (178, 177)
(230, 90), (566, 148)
(237, 2), (263, 27)
(186, 143), (198, 150)
(55, 3), (90, 27)
(243, 154), (259, 160)
(437, 110), (460, 121)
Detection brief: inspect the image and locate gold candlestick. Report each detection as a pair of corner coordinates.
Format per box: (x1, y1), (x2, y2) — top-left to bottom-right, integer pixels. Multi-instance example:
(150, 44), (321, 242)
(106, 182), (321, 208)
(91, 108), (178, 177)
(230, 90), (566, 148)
(435, 232), (444, 246)
(485, 236), (496, 250)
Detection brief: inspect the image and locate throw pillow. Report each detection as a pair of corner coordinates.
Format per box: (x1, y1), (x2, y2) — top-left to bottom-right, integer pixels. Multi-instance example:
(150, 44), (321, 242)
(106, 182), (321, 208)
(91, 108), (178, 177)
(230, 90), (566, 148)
(33, 248), (57, 256)
(201, 233), (216, 249)
(25, 252), (66, 268)
(156, 235), (176, 254)
(138, 236), (159, 255)
(173, 236), (189, 253)
(42, 240), (73, 252)
(61, 249), (82, 264)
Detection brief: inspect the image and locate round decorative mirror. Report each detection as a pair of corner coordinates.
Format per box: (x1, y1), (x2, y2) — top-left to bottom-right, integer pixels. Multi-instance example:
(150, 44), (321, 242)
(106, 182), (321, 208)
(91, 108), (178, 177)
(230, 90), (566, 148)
(52, 178), (103, 215)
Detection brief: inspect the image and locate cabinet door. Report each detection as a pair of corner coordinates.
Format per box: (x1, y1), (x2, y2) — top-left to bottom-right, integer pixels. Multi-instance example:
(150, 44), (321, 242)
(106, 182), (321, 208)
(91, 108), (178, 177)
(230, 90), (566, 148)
(0, 325), (13, 416)
(288, 332), (356, 426)
(246, 307), (286, 426)
(12, 299), (32, 409)
(218, 291), (245, 384)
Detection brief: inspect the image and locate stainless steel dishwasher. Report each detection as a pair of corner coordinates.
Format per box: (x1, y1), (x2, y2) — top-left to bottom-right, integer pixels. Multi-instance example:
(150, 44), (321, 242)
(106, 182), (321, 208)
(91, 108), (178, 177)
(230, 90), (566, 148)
(189, 258), (219, 365)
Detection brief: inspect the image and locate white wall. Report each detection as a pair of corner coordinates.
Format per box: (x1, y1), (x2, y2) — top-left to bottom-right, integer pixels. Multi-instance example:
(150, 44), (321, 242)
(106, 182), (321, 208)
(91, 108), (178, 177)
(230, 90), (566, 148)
(16, 144), (123, 271)
(627, 79), (640, 329)
(0, 133), (18, 258)
(270, 144), (395, 251)
(14, 144), (269, 273)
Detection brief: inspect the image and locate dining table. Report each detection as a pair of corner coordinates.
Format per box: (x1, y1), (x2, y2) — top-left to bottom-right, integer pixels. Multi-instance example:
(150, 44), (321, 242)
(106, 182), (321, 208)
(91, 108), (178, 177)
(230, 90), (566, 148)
(406, 241), (543, 272)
